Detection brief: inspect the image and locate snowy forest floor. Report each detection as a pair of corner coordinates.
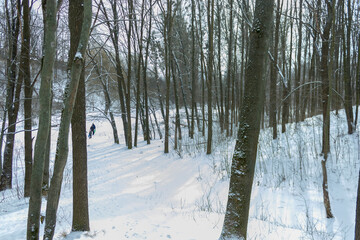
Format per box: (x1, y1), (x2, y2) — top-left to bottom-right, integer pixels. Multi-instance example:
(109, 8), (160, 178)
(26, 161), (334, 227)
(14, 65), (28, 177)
(0, 108), (358, 240)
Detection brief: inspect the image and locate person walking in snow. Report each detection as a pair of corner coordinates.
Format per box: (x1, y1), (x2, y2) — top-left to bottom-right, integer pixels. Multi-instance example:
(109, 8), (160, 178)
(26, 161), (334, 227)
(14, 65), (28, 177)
(88, 123), (96, 139)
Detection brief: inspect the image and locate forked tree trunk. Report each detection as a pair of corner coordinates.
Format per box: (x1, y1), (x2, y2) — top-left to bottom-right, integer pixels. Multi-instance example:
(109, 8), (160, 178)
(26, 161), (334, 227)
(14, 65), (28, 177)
(43, 1), (92, 238)
(219, 0), (274, 238)
(27, 0), (60, 239)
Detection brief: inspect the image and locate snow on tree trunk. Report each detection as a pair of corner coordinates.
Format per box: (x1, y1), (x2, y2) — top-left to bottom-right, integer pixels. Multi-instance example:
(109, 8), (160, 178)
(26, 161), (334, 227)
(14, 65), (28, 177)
(219, 0), (274, 238)
(43, 0), (92, 239)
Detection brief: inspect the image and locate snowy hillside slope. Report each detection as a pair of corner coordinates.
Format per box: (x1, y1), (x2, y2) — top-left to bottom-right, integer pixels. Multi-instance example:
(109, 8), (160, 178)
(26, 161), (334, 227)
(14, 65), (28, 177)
(0, 109), (358, 239)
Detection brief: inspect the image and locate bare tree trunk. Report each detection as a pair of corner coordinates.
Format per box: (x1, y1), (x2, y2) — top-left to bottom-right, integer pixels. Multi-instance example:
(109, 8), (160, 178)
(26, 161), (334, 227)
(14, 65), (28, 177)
(282, 0), (293, 133)
(220, 0), (274, 238)
(164, 0), (173, 153)
(171, 54), (182, 148)
(355, 169), (360, 240)
(27, 0), (61, 238)
(43, 1), (91, 238)
(343, 0), (354, 134)
(0, 111), (6, 177)
(20, 0), (32, 197)
(69, 0), (90, 232)
(190, 0), (197, 138)
(42, 122), (51, 196)
(321, 0), (335, 219)
(355, 35), (360, 127)
(269, 0), (281, 139)
(295, 0), (303, 123)
(134, 55), (142, 147)
(127, 0), (134, 149)
(142, 0), (152, 145)
(0, 0), (21, 191)
(206, 0), (215, 155)
(225, 0), (233, 137)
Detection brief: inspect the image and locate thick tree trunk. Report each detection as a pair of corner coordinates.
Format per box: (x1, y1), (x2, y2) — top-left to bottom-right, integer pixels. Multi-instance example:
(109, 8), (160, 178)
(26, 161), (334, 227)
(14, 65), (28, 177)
(69, 0), (90, 232)
(27, 0), (59, 238)
(43, 1), (91, 238)
(220, 0), (274, 238)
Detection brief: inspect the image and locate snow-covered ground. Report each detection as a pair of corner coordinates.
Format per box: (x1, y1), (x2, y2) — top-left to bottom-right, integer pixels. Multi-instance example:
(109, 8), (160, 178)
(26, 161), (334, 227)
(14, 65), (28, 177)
(0, 109), (358, 239)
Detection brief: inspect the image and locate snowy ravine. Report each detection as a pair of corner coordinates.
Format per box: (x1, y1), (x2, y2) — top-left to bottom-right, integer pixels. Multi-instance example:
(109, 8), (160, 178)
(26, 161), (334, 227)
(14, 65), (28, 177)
(0, 109), (358, 240)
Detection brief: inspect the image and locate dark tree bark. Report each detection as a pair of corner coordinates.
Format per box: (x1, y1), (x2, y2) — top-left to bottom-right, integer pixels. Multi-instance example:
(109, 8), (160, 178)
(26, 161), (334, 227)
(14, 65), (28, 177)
(295, 0), (303, 123)
(0, 0), (21, 191)
(216, 2), (224, 133)
(219, 0), (274, 238)
(20, 0), (32, 197)
(142, 0), (153, 145)
(355, 170), (360, 240)
(343, 0), (354, 134)
(69, 0), (90, 232)
(190, 0), (197, 139)
(225, 0), (233, 137)
(282, 1), (293, 133)
(126, 0), (133, 149)
(164, 0), (174, 153)
(206, 0), (215, 155)
(43, 0), (92, 238)
(171, 54), (182, 149)
(321, 0), (335, 219)
(269, 0), (282, 139)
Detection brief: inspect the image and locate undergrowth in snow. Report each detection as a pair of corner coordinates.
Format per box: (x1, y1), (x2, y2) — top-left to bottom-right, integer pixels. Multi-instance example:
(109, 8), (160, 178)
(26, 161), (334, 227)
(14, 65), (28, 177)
(0, 108), (358, 239)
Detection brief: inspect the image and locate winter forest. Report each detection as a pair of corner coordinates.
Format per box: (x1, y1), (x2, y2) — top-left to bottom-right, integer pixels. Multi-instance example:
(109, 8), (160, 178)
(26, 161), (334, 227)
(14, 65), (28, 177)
(0, 0), (360, 239)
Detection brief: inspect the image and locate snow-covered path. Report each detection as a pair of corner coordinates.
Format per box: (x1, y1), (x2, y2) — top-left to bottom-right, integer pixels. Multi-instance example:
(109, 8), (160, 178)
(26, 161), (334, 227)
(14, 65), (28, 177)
(0, 111), (358, 240)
